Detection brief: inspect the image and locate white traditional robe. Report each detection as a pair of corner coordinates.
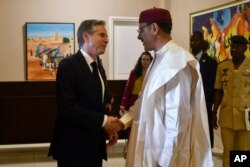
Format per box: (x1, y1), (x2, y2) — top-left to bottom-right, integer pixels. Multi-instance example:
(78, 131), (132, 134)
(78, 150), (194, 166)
(120, 40), (213, 167)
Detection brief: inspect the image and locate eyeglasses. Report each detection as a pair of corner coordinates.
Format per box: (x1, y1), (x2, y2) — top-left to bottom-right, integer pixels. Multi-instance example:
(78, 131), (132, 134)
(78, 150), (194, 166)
(137, 23), (151, 34)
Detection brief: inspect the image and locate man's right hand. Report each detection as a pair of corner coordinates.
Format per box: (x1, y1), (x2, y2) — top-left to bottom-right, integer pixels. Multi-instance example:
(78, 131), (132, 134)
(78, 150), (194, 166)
(212, 112), (218, 130)
(103, 116), (124, 134)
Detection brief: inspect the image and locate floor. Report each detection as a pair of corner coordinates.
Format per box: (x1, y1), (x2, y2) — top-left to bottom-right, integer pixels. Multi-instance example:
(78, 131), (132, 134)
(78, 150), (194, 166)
(0, 140), (222, 167)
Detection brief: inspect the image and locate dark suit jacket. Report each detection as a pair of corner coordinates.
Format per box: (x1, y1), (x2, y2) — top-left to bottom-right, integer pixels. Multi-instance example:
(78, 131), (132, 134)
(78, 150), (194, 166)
(199, 52), (217, 148)
(199, 52), (217, 112)
(48, 50), (112, 166)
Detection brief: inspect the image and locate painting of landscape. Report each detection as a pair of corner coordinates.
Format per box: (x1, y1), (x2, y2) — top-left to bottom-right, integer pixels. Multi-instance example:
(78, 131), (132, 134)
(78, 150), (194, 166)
(26, 23), (75, 80)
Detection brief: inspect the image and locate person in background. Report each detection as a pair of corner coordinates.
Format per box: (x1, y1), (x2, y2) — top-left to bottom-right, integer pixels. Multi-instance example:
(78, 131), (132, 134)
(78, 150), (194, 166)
(213, 35), (250, 167)
(120, 51), (153, 114)
(48, 20), (118, 167)
(117, 7), (213, 167)
(119, 51), (153, 158)
(190, 31), (217, 148)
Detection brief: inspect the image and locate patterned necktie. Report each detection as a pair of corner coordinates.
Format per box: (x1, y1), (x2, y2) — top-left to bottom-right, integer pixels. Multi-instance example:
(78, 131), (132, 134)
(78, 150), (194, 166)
(91, 61), (102, 103)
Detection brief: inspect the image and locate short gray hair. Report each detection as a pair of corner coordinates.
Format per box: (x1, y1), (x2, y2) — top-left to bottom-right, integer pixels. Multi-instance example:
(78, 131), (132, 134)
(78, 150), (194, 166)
(77, 20), (106, 48)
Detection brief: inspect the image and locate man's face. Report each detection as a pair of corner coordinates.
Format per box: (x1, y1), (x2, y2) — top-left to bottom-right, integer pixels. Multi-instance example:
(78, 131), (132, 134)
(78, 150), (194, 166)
(85, 25), (108, 57)
(137, 23), (154, 51)
(230, 43), (247, 59)
(190, 34), (202, 54)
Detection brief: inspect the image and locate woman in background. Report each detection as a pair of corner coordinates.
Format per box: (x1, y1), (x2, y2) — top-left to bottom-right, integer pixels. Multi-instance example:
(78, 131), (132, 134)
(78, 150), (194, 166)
(119, 51), (153, 158)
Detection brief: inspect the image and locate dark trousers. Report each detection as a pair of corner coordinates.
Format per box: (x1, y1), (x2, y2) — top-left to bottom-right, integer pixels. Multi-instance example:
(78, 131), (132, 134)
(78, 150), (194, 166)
(207, 110), (214, 148)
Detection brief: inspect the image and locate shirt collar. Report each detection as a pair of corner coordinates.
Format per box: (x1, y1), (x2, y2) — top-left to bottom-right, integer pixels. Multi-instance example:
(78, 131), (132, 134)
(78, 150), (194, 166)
(195, 51), (202, 61)
(80, 48), (96, 66)
(155, 40), (174, 57)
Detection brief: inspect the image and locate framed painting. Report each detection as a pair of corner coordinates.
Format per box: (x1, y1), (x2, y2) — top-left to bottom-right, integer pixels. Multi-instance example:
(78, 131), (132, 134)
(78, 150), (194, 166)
(190, 0), (250, 62)
(25, 22), (75, 80)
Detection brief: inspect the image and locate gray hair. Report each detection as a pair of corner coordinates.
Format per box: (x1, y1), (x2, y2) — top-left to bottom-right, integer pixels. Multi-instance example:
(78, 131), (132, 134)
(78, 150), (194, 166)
(77, 20), (106, 49)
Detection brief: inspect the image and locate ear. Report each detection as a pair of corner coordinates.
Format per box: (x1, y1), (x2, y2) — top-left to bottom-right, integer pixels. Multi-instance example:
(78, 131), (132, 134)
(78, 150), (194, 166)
(151, 23), (160, 35)
(83, 32), (89, 42)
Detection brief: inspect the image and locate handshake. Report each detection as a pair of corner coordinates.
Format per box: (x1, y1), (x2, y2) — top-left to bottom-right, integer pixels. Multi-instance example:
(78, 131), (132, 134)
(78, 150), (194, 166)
(103, 116), (124, 135)
(103, 116), (124, 146)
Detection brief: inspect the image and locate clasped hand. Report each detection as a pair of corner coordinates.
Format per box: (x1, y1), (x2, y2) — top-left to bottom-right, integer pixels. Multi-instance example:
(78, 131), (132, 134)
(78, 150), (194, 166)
(103, 116), (124, 146)
(103, 116), (123, 134)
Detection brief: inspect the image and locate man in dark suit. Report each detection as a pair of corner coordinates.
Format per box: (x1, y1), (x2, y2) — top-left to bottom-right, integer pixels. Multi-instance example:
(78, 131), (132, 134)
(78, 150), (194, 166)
(48, 20), (119, 167)
(190, 31), (217, 148)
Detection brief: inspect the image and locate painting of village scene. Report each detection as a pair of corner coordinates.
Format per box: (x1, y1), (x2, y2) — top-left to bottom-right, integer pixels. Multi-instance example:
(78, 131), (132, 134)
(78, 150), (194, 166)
(190, 0), (250, 63)
(26, 23), (75, 80)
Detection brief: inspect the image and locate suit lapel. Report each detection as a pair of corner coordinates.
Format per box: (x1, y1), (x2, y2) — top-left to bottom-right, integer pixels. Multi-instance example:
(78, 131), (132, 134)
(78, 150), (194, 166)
(75, 51), (105, 83)
(75, 50), (93, 79)
(97, 57), (106, 83)
(200, 53), (208, 64)
(74, 51), (99, 98)
(74, 51), (105, 105)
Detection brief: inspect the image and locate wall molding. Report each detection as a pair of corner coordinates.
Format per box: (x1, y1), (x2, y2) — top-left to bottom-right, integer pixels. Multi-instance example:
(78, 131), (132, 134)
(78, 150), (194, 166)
(108, 16), (144, 79)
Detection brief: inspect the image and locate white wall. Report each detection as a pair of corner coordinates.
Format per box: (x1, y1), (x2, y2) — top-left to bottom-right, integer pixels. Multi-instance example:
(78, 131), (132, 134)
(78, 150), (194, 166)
(0, 0), (238, 81)
(0, 0), (162, 81)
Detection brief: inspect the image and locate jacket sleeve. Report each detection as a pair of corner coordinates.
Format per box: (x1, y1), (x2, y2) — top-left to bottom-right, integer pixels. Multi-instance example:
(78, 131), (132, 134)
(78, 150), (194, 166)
(206, 57), (217, 104)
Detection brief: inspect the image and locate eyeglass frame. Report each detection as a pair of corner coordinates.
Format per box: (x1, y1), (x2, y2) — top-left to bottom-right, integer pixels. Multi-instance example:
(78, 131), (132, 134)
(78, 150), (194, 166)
(137, 23), (152, 34)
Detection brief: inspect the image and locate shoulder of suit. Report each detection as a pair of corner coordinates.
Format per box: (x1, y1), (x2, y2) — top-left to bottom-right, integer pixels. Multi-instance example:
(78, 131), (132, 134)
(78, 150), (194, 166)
(62, 54), (76, 63)
(202, 53), (214, 60)
(59, 52), (79, 66)
(201, 53), (217, 64)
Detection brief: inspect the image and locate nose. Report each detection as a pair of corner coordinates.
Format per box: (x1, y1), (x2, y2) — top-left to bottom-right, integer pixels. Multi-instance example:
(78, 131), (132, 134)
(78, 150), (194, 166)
(137, 33), (141, 40)
(105, 37), (109, 43)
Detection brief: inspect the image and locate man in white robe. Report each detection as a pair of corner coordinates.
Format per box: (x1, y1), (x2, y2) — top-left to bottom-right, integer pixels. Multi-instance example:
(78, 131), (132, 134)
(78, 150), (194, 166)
(118, 7), (213, 167)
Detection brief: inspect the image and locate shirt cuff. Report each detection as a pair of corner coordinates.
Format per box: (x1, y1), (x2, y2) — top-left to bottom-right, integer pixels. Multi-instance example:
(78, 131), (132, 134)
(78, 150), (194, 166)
(120, 110), (134, 129)
(102, 115), (107, 127)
